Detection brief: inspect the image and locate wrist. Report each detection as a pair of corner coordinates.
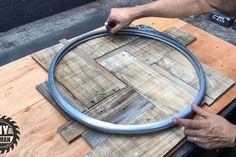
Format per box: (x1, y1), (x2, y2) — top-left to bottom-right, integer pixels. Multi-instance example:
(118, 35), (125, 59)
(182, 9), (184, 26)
(129, 5), (145, 20)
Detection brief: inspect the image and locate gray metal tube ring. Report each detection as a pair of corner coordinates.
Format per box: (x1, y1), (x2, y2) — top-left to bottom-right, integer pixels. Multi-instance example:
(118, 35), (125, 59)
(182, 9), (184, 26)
(48, 25), (206, 134)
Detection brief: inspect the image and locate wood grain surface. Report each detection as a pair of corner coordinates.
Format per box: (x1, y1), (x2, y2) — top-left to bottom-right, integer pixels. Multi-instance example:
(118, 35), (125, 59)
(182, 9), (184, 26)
(1, 17), (235, 157)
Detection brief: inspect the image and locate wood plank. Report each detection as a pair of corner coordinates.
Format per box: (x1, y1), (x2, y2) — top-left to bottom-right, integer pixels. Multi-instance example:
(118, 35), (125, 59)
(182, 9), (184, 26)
(132, 17), (187, 32)
(65, 35), (139, 59)
(59, 39), (126, 89)
(200, 64), (234, 100)
(32, 34), (142, 109)
(37, 82), (154, 146)
(36, 81), (85, 121)
(0, 56), (47, 116)
(4, 99), (91, 157)
(132, 21), (235, 109)
(164, 22), (236, 156)
(36, 82), (70, 121)
(178, 24), (236, 114)
(101, 33), (234, 105)
(154, 58), (234, 102)
(82, 93), (153, 148)
(32, 45), (123, 109)
(85, 106), (185, 157)
(36, 83), (132, 144)
(163, 27), (196, 46)
(37, 84), (137, 144)
(83, 87), (139, 121)
(57, 120), (87, 144)
(36, 81), (86, 144)
(32, 44), (64, 71)
(67, 87), (154, 147)
(99, 51), (194, 116)
(150, 64), (214, 104)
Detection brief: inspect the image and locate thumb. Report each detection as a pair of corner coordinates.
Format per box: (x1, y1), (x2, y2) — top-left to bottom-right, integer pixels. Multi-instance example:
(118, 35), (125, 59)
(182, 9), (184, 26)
(192, 105), (212, 118)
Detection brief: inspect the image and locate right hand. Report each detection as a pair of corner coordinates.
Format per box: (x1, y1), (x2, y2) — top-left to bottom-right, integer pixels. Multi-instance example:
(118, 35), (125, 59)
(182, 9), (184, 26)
(106, 8), (137, 34)
(173, 105), (236, 149)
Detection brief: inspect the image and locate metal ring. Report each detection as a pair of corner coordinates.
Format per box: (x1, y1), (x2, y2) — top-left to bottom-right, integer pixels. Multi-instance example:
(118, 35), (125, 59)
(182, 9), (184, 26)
(48, 26), (206, 134)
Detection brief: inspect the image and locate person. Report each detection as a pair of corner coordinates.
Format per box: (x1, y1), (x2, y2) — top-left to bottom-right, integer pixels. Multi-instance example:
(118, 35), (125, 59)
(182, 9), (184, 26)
(106, 0), (236, 150)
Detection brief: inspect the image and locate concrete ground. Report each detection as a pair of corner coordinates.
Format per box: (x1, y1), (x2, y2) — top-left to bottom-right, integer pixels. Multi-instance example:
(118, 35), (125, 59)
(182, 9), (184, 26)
(182, 14), (236, 45)
(0, 0), (235, 66)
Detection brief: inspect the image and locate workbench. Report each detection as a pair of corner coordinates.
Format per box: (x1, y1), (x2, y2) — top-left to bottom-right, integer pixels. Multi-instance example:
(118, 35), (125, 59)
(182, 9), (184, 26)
(0, 17), (235, 157)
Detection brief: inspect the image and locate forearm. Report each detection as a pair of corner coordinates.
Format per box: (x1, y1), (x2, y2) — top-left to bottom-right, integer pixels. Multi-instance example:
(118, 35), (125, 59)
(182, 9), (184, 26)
(130, 0), (215, 19)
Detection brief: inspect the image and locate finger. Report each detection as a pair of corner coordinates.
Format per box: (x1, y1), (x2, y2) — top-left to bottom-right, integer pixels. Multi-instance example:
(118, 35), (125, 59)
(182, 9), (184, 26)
(110, 24), (121, 34)
(192, 105), (212, 118)
(105, 21), (117, 31)
(107, 16), (116, 25)
(106, 14), (117, 28)
(187, 136), (205, 143)
(173, 118), (205, 129)
(184, 128), (203, 137)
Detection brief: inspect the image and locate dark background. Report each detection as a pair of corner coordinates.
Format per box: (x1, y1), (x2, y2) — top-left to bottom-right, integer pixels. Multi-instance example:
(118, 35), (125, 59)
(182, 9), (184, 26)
(0, 0), (94, 32)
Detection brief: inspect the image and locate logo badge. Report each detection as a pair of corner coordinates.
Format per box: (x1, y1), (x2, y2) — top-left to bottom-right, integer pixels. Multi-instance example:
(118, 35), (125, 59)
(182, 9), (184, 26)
(0, 115), (20, 154)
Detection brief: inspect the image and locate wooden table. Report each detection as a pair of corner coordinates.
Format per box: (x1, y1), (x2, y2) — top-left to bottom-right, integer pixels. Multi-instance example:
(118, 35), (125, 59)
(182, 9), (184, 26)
(0, 17), (235, 157)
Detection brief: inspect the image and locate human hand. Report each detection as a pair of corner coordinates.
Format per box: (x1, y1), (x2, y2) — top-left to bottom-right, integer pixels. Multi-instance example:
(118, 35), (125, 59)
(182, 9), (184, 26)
(106, 7), (139, 34)
(173, 105), (236, 149)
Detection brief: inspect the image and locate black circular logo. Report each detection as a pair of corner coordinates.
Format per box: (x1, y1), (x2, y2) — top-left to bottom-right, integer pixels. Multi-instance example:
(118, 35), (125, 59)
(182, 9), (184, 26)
(0, 115), (20, 154)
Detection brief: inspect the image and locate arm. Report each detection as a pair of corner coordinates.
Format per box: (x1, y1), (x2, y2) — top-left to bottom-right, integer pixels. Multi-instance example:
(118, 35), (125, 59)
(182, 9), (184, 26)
(173, 106), (236, 149)
(133, 0), (214, 18)
(107, 0), (236, 33)
(107, 0), (215, 33)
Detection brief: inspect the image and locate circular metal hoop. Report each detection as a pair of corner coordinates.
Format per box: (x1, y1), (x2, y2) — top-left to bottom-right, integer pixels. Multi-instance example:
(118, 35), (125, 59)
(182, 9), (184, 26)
(48, 26), (206, 134)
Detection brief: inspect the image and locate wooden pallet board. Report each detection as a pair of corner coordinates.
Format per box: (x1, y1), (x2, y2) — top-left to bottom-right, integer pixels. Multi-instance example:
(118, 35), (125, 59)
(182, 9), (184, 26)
(32, 27), (234, 157)
(99, 51), (194, 115)
(85, 110), (184, 157)
(37, 81), (185, 155)
(33, 35), (138, 109)
(37, 82), (154, 146)
(98, 28), (234, 104)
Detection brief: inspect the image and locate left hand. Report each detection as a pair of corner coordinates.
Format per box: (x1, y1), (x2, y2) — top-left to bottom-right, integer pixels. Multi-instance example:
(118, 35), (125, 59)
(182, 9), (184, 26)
(173, 105), (236, 149)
